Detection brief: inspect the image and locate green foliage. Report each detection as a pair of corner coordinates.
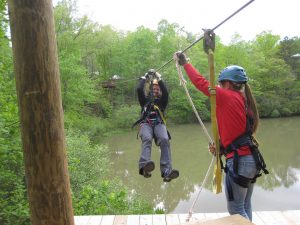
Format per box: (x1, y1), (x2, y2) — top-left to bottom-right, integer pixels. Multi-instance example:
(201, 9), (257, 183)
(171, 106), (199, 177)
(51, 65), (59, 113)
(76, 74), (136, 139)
(66, 130), (155, 215)
(168, 86), (210, 123)
(73, 181), (154, 215)
(66, 129), (110, 192)
(113, 104), (140, 129)
(270, 109), (280, 118)
(278, 36), (300, 80)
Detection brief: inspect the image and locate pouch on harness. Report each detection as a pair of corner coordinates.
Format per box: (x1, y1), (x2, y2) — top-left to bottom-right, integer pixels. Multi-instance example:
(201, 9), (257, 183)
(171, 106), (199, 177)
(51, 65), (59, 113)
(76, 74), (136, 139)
(132, 101), (171, 143)
(221, 116), (269, 201)
(132, 101), (165, 128)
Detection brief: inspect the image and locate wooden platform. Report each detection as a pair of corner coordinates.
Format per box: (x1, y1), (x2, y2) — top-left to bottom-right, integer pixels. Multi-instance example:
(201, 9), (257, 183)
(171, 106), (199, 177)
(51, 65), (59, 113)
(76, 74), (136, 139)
(74, 210), (300, 225)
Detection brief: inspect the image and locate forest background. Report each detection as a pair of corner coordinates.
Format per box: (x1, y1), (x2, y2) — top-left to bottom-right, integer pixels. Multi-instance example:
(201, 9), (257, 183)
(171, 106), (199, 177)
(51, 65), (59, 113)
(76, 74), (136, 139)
(1, 0), (300, 224)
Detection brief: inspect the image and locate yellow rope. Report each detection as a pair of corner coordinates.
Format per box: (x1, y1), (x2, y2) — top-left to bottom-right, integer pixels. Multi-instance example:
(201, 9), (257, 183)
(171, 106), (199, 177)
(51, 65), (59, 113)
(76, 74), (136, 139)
(153, 104), (167, 126)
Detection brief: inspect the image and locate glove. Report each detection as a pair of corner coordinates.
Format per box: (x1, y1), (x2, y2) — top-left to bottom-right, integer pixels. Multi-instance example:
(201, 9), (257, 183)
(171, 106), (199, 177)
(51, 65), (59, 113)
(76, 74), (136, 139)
(145, 69), (156, 80)
(203, 29), (215, 54)
(174, 51), (188, 66)
(141, 73), (147, 79)
(155, 72), (162, 81)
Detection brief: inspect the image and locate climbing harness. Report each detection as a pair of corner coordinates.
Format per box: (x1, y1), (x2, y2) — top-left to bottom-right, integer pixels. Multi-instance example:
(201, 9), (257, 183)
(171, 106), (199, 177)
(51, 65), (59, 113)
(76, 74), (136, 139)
(221, 113), (269, 201)
(132, 97), (166, 128)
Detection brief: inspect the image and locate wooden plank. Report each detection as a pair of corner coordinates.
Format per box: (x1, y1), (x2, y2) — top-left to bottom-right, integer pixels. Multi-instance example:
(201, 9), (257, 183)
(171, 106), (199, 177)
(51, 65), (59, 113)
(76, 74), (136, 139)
(282, 210), (300, 225)
(140, 215), (152, 225)
(87, 216), (102, 225)
(252, 212), (266, 225)
(216, 212), (229, 218)
(74, 210), (300, 225)
(287, 210), (300, 221)
(101, 215), (115, 225)
(256, 211), (282, 225)
(268, 211), (292, 225)
(126, 215), (139, 225)
(203, 213), (220, 220)
(113, 215), (127, 225)
(178, 213), (190, 224)
(75, 216), (91, 225)
(197, 214), (254, 225)
(188, 213), (207, 224)
(152, 214), (166, 225)
(165, 214), (180, 225)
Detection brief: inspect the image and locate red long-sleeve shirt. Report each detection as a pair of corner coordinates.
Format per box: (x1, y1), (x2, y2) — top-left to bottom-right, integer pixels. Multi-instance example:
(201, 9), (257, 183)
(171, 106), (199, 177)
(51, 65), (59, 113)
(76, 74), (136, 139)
(184, 63), (251, 158)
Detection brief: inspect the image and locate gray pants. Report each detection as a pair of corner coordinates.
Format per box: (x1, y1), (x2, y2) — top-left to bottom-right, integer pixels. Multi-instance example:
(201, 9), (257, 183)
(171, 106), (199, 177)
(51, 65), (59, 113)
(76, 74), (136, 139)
(139, 122), (172, 176)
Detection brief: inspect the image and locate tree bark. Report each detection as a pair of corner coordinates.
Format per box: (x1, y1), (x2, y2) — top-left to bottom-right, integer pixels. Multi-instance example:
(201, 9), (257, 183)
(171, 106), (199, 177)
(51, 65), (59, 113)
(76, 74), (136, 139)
(7, 1), (74, 225)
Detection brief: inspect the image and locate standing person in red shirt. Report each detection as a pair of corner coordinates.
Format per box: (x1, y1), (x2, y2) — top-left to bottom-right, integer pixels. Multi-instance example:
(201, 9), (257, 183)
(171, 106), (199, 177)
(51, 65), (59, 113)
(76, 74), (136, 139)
(174, 34), (268, 220)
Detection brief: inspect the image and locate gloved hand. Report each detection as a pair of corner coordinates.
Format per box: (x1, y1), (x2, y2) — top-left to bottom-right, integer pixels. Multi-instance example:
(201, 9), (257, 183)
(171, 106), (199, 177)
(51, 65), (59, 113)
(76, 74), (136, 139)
(203, 29), (215, 54)
(155, 72), (162, 81)
(141, 73), (147, 79)
(146, 69), (156, 80)
(174, 51), (188, 66)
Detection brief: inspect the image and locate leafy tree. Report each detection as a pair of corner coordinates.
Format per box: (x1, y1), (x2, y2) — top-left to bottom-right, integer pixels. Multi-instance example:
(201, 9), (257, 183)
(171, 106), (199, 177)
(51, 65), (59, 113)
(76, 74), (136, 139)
(54, 0), (97, 113)
(278, 36), (300, 80)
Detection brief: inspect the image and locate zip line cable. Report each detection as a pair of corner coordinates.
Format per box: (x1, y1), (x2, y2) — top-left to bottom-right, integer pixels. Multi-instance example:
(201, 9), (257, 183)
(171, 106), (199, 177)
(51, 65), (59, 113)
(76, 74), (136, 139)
(155, 0), (255, 72)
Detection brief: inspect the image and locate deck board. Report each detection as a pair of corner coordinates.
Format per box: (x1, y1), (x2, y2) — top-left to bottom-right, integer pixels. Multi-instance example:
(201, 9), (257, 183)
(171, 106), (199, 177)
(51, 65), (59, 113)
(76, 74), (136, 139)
(252, 212), (266, 225)
(256, 211), (281, 225)
(86, 215), (102, 225)
(282, 210), (300, 225)
(113, 215), (127, 225)
(100, 215), (115, 225)
(126, 215), (139, 225)
(75, 210), (300, 225)
(153, 214), (166, 225)
(140, 214), (152, 225)
(166, 214), (180, 224)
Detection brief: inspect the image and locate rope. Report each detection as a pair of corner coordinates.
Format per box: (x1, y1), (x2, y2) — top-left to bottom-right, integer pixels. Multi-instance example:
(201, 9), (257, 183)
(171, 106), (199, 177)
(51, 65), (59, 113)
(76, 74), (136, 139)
(186, 156), (215, 222)
(175, 62), (213, 144)
(174, 61), (215, 222)
(155, 0), (255, 72)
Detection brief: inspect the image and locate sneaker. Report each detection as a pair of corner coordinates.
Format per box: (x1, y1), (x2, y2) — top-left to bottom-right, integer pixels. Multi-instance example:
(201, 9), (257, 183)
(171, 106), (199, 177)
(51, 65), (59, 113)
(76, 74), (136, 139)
(143, 161), (155, 178)
(163, 169), (179, 182)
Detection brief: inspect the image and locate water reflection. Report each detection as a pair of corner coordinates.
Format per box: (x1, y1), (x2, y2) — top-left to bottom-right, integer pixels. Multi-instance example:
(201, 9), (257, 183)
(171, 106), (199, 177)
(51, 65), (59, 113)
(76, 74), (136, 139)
(106, 117), (300, 213)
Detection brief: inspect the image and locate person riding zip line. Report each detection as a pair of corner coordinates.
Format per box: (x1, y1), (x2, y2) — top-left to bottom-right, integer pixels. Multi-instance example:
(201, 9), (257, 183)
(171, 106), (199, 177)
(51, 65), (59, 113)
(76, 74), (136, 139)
(174, 30), (268, 221)
(134, 69), (179, 182)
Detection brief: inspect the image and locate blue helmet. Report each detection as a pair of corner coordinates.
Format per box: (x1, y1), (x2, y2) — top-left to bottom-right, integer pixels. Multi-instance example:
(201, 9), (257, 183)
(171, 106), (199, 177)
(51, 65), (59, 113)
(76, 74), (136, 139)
(218, 65), (248, 83)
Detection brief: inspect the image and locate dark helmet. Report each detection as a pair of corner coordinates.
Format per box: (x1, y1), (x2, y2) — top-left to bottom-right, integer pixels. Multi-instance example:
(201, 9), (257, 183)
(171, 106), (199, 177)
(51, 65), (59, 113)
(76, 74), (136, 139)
(218, 65), (248, 83)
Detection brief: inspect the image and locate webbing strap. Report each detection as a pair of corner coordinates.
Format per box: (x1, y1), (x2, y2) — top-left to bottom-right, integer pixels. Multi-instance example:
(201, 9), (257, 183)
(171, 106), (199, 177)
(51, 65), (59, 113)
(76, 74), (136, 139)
(153, 104), (167, 126)
(208, 49), (222, 194)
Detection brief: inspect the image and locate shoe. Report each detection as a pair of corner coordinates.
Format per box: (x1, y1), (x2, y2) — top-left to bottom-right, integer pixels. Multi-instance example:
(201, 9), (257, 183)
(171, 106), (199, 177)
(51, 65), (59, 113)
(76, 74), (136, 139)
(143, 161), (155, 178)
(163, 169), (179, 182)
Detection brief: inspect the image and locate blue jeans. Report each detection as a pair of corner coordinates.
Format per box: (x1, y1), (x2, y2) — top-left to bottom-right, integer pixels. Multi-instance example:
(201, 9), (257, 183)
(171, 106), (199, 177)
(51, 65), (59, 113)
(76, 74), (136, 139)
(225, 155), (258, 221)
(139, 123), (172, 176)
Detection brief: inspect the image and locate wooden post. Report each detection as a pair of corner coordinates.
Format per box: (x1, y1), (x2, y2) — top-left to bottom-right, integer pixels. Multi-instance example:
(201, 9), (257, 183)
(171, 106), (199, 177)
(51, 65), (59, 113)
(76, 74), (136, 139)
(7, 1), (74, 225)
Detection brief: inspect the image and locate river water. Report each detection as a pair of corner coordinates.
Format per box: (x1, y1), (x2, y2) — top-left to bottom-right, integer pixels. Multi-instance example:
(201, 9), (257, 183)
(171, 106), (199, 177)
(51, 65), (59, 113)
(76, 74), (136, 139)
(105, 117), (300, 213)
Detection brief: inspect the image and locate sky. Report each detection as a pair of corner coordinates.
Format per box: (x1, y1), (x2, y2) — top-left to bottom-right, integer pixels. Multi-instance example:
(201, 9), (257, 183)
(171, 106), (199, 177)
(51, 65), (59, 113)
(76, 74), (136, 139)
(53, 0), (299, 44)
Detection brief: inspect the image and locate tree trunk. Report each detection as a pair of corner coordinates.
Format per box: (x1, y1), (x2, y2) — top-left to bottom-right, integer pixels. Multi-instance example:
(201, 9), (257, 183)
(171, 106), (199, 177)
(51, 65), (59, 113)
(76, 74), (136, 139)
(7, 1), (74, 225)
